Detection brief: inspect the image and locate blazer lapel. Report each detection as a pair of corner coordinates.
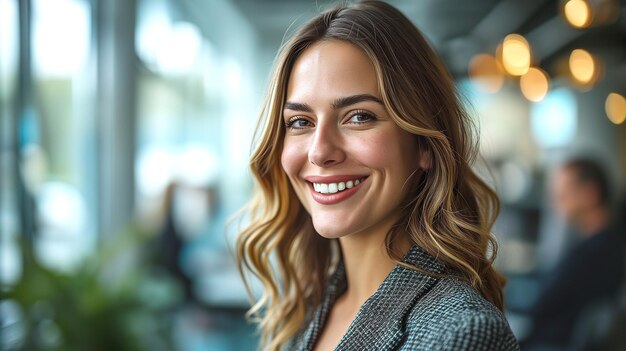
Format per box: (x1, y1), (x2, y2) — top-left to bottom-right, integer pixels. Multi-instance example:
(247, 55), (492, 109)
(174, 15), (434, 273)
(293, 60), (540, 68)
(334, 245), (446, 350)
(293, 262), (348, 351)
(292, 245), (446, 351)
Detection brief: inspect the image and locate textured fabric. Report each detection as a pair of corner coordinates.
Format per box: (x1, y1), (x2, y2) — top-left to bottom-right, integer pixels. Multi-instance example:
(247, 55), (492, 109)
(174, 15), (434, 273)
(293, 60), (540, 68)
(286, 245), (520, 350)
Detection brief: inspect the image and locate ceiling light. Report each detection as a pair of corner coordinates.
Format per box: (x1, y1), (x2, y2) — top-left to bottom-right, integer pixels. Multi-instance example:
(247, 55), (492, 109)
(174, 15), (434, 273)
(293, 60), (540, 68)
(605, 93), (626, 125)
(569, 49), (600, 88)
(563, 0), (592, 28)
(500, 34), (531, 76)
(520, 67), (549, 102)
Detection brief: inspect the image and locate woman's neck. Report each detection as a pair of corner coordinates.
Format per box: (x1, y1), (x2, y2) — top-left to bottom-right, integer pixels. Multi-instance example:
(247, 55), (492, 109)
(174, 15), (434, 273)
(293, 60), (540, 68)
(337, 225), (412, 309)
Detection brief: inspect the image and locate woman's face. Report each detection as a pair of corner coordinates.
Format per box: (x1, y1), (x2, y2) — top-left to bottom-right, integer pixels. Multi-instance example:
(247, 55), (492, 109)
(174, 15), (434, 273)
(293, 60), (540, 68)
(281, 40), (422, 239)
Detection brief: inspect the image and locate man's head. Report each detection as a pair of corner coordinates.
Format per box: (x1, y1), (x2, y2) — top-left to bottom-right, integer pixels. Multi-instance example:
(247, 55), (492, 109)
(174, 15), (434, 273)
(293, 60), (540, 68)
(551, 158), (610, 224)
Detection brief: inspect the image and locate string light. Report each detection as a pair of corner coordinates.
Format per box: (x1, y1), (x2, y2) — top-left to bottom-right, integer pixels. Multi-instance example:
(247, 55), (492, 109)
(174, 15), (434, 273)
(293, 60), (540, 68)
(563, 0), (592, 28)
(520, 67), (549, 102)
(500, 34), (531, 76)
(569, 49), (601, 89)
(605, 93), (626, 125)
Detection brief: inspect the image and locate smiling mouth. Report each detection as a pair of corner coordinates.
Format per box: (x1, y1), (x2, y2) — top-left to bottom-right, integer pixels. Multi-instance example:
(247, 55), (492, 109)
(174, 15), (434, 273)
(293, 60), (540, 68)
(311, 177), (368, 194)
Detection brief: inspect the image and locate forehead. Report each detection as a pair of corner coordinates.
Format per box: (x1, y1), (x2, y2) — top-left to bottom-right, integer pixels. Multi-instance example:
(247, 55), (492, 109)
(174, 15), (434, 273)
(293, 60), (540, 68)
(286, 40), (380, 102)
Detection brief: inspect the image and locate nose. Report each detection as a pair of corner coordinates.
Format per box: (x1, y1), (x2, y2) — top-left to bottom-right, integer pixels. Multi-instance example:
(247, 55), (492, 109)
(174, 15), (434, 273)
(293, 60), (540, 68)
(308, 123), (345, 167)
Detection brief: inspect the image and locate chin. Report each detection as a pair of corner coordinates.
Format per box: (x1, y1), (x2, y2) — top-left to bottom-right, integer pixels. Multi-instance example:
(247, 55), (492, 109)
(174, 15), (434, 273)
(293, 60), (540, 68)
(312, 220), (353, 239)
(313, 227), (347, 239)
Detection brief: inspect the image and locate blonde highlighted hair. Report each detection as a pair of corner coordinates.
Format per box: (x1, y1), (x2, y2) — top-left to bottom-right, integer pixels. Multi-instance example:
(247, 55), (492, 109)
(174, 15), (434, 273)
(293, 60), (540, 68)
(236, 1), (505, 350)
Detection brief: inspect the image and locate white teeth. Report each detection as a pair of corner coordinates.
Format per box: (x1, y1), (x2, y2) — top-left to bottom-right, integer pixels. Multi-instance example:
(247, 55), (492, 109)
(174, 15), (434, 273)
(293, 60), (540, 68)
(320, 183), (329, 194)
(312, 178), (364, 194)
(328, 183), (338, 193)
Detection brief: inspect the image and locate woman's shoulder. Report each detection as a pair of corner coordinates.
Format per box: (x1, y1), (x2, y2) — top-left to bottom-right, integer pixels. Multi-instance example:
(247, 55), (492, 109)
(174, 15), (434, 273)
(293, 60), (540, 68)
(401, 276), (520, 350)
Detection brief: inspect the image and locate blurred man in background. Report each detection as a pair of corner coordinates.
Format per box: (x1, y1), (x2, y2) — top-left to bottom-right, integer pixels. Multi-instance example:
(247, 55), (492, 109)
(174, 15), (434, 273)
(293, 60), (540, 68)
(523, 158), (625, 350)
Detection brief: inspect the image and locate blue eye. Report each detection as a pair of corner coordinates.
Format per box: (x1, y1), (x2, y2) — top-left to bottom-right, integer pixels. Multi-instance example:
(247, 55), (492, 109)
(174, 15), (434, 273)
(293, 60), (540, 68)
(347, 111), (376, 124)
(285, 117), (313, 129)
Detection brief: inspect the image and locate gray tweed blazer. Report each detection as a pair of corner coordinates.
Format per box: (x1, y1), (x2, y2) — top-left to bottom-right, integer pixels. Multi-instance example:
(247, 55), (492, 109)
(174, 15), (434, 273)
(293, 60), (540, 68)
(287, 245), (520, 350)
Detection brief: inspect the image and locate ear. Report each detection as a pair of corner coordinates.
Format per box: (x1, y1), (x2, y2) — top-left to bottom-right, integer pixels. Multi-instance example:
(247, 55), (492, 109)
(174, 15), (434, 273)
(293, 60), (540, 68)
(418, 149), (431, 170)
(417, 139), (431, 170)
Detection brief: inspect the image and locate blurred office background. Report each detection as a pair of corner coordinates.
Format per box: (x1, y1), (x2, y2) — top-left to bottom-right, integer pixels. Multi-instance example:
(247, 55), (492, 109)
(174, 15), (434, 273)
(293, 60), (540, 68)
(1, 0), (625, 350)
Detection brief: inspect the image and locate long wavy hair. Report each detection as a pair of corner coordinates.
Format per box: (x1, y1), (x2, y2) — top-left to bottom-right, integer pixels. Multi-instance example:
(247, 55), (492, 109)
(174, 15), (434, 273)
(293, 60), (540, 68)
(236, 1), (505, 350)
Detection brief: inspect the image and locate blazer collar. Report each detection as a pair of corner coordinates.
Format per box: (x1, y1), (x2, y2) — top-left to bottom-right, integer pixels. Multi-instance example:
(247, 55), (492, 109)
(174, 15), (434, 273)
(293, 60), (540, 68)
(295, 245), (447, 351)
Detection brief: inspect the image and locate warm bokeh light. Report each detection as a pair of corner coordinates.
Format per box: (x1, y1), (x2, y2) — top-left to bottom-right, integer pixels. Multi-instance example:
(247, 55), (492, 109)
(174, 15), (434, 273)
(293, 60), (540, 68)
(468, 54), (505, 93)
(563, 0), (591, 28)
(569, 48), (599, 86)
(605, 92), (626, 125)
(501, 34), (531, 76)
(520, 67), (549, 102)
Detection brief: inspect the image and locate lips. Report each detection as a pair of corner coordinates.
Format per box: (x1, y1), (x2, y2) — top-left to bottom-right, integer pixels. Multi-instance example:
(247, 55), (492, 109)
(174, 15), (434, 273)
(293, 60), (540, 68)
(312, 177), (366, 194)
(304, 175), (368, 205)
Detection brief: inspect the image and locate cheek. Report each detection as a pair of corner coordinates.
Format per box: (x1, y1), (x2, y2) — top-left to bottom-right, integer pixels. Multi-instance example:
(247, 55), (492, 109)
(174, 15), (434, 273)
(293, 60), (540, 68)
(359, 139), (388, 165)
(351, 130), (395, 165)
(280, 138), (306, 177)
(353, 130), (417, 170)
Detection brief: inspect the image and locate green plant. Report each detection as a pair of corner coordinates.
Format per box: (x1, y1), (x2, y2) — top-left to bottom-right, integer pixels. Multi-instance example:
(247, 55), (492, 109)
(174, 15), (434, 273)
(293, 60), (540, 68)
(4, 225), (183, 351)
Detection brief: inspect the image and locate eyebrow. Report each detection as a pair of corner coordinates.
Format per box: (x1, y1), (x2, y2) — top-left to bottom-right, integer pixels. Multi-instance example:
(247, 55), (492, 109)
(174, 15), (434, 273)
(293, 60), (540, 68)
(284, 94), (384, 112)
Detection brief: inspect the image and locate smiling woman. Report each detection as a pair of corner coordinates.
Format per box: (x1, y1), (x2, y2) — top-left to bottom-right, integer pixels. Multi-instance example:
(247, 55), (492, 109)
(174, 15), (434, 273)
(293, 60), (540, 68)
(235, 1), (519, 351)
(281, 41), (423, 240)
